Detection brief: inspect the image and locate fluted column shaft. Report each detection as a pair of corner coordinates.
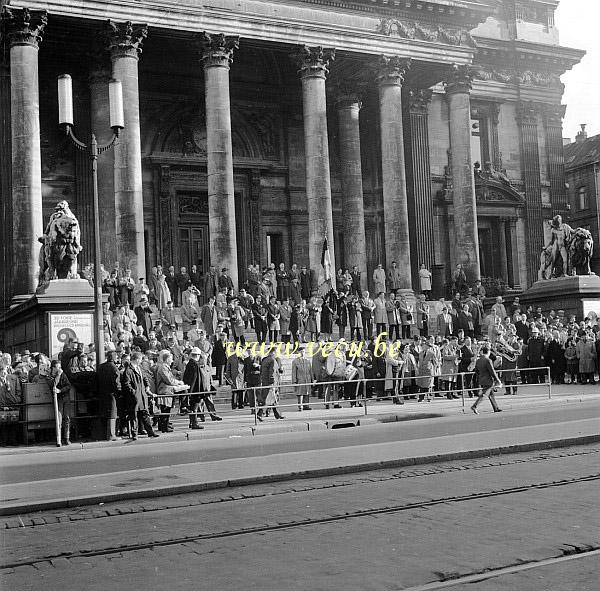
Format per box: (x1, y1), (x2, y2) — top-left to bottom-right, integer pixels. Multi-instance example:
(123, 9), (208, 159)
(517, 101), (543, 285)
(445, 65), (480, 283)
(295, 46), (336, 281)
(107, 21), (147, 278)
(3, 8), (47, 296)
(377, 56), (412, 290)
(407, 88), (435, 275)
(200, 32), (239, 289)
(543, 104), (568, 215)
(336, 94), (367, 289)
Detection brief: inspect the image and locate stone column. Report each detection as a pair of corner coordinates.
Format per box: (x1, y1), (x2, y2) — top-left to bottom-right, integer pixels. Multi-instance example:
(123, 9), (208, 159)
(89, 61), (117, 266)
(406, 88), (435, 276)
(3, 7), (47, 296)
(506, 218), (521, 290)
(445, 65), (481, 283)
(335, 90), (367, 290)
(543, 104), (568, 215)
(376, 56), (412, 290)
(199, 32), (240, 289)
(106, 21), (147, 279)
(294, 46), (336, 283)
(0, 47), (12, 307)
(496, 218), (508, 283)
(517, 101), (543, 285)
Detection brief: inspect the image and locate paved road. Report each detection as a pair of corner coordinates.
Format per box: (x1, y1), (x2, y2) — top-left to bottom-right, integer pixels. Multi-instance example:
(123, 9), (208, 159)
(2, 444), (598, 590)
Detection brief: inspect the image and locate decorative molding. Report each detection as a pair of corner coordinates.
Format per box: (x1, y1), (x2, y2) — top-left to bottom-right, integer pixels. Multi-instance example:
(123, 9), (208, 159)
(407, 88), (433, 115)
(376, 55), (411, 87)
(1, 7), (47, 49)
(541, 103), (566, 126)
(105, 20), (148, 60)
(179, 194), (208, 215)
(293, 45), (335, 80)
(376, 17), (476, 48)
(517, 69), (562, 88)
(198, 32), (239, 68)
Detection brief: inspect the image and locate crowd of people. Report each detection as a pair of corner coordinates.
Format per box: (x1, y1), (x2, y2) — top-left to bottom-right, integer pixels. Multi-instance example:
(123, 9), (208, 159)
(1, 260), (599, 446)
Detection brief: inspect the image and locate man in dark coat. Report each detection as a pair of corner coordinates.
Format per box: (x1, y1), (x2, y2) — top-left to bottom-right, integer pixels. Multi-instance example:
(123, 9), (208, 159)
(165, 265), (178, 306)
(134, 296), (153, 337)
(175, 266), (191, 297)
(121, 351), (159, 440)
(299, 266), (312, 301)
(219, 267), (235, 292)
(203, 265), (219, 300)
(183, 348), (221, 428)
(190, 264), (202, 292)
(526, 327), (546, 384)
(96, 350), (121, 440)
(350, 265), (362, 296)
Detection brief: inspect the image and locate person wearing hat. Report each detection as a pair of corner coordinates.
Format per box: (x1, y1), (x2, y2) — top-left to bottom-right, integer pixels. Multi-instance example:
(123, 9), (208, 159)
(161, 300), (178, 332)
(470, 345), (502, 414)
(526, 325), (545, 384)
(134, 295), (153, 338)
(200, 295), (218, 337)
(181, 284), (201, 340)
(225, 346), (246, 410)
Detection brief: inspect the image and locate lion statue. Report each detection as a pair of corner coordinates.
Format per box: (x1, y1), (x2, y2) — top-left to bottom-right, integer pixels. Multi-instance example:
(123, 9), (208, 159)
(538, 245), (554, 281)
(568, 227), (594, 276)
(38, 200), (82, 286)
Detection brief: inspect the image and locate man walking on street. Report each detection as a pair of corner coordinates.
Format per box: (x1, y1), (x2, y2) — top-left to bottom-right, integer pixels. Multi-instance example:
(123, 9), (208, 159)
(471, 345), (502, 414)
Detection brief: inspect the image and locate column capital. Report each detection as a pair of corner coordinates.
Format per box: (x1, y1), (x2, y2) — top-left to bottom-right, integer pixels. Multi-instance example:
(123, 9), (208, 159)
(105, 20), (148, 60)
(293, 46), (335, 80)
(329, 79), (364, 109)
(444, 64), (473, 95)
(376, 55), (411, 87)
(516, 101), (540, 126)
(541, 103), (566, 126)
(407, 88), (433, 115)
(1, 7), (47, 49)
(198, 32), (239, 68)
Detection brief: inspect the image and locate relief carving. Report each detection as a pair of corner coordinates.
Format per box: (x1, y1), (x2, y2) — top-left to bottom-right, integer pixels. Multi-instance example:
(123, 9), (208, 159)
(377, 18), (476, 48)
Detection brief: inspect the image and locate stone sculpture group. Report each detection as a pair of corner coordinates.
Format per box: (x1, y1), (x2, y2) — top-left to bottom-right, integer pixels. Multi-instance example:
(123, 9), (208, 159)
(539, 214), (594, 280)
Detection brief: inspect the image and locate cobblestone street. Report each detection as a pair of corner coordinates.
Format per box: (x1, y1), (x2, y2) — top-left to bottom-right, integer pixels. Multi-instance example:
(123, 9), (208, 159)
(2, 445), (599, 590)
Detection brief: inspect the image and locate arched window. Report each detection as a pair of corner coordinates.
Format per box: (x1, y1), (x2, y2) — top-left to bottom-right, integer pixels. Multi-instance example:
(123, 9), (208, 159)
(577, 186), (588, 210)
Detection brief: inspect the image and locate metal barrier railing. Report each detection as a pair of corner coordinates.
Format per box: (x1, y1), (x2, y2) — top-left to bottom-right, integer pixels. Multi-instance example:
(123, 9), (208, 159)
(3, 365), (553, 446)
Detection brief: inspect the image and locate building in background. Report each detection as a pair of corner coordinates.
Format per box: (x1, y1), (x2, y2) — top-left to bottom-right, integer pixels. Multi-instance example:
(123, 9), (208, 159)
(0, 0), (585, 310)
(564, 125), (600, 275)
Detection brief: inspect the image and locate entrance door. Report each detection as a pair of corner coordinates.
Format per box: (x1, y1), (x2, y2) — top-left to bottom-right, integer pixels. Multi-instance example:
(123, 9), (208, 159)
(179, 226), (210, 275)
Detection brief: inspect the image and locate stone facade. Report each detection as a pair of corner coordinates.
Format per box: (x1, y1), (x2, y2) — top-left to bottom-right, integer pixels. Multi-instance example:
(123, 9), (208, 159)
(0, 0), (584, 307)
(564, 129), (600, 276)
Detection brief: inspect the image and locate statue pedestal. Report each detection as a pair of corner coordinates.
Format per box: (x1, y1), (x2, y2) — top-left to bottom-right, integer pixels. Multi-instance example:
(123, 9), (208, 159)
(0, 279), (97, 355)
(519, 275), (600, 318)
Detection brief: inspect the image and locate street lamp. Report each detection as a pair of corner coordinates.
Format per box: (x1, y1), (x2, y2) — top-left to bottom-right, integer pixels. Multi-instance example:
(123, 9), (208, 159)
(57, 74), (124, 366)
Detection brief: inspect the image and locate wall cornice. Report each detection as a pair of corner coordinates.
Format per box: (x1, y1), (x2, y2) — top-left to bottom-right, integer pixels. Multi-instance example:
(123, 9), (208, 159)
(10, 0), (478, 63)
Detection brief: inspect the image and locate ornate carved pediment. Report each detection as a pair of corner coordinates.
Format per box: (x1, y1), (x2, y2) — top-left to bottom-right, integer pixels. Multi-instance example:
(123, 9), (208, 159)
(474, 163), (525, 206)
(377, 18), (477, 48)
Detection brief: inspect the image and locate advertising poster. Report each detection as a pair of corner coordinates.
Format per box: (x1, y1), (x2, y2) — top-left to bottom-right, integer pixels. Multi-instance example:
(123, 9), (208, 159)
(48, 312), (94, 359)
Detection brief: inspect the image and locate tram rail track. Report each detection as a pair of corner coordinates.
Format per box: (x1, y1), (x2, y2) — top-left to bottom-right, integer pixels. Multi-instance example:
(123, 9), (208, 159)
(6, 445), (600, 530)
(2, 471), (599, 571)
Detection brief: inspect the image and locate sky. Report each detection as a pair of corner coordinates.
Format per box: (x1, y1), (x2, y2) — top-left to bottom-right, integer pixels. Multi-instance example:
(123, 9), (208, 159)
(555, 0), (600, 140)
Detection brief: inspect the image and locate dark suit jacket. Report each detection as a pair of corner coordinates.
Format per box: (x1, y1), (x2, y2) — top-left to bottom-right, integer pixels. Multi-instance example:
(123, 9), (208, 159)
(300, 272), (311, 299)
(121, 365), (150, 411)
(134, 305), (153, 337)
(96, 361), (121, 418)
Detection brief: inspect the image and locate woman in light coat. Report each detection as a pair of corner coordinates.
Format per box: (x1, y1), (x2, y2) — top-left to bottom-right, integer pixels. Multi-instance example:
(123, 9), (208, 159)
(155, 270), (171, 312)
(384, 349), (403, 404)
(155, 350), (187, 432)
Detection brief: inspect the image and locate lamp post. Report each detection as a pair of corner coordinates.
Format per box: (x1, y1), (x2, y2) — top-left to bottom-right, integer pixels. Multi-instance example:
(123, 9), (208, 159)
(57, 74), (124, 366)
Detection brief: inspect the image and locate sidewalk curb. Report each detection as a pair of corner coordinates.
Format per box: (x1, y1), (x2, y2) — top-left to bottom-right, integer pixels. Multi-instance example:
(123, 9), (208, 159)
(2, 433), (599, 517)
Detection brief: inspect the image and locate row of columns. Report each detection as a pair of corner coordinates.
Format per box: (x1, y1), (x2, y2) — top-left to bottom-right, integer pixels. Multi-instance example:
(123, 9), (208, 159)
(2, 6), (481, 298)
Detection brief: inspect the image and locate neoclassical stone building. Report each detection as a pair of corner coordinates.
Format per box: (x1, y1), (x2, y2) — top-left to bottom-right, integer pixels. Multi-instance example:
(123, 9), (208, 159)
(0, 0), (584, 308)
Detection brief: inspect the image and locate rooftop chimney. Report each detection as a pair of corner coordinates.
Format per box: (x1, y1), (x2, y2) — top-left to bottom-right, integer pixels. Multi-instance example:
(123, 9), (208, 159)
(575, 124), (588, 144)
